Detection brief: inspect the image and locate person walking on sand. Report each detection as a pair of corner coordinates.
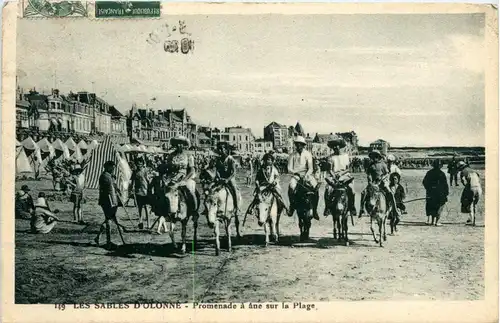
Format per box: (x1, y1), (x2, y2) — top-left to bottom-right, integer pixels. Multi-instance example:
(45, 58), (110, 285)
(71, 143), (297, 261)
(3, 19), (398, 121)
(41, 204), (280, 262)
(68, 164), (86, 224)
(447, 156), (459, 187)
(95, 160), (123, 249)
(422, 159), (449, 226)
(130, 158), (150, 229)
(457, 161), (482, 225)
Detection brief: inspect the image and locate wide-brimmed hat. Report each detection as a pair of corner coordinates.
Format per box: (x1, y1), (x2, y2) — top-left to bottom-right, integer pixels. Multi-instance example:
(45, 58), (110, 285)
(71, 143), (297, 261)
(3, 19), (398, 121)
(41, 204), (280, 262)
(34, 197), (49, 209)
(104, 160), (115, 168)
(263, 151), (275, 162)
(457, 161), (467, 170)
(170, 135), (191, 147)
(294, 136), (307, 145)
(389, 172), (401, 182)
(368, 150), (382, 159)
(327, 138), (346, 149)
(71, 164), (83, 174)
(20, 185), (30, 192)
(386, 154), (397, 162)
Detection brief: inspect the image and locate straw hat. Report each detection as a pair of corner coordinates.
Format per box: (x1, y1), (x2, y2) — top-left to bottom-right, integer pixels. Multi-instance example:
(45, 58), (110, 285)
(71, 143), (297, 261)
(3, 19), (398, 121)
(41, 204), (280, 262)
(457, 161), (467, 170)
(294, 136), (307, 145)
(34, 197), (49, 209)
(368, 150), (382, 159)
(327, 138), (346, 149)
(386, 154), (396, 162)
(170, 135), (191, 147)
(71, 164), (83, 174)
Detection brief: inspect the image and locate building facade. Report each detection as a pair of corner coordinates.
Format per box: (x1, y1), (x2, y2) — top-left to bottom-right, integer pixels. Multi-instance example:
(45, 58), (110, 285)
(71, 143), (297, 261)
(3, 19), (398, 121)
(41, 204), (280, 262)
(253, 138), (273, 154)
(264, 121), (291, 152)
(227, 126), (255, 154)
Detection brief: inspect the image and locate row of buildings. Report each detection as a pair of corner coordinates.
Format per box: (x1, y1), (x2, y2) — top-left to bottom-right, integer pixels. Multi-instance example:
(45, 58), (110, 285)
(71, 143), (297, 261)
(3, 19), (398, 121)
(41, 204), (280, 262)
(16, 86), (360, 156)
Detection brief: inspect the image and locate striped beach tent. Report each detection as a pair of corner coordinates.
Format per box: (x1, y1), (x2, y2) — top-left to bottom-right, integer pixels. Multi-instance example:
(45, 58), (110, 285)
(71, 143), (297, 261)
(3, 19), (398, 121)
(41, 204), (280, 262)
(84, 136), (121, 189)
(83, 136), (131, 200)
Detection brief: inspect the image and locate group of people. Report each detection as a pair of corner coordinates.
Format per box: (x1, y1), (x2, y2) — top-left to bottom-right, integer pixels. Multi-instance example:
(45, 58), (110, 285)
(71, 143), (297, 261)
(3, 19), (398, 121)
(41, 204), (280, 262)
(15, 162), (86, 234)
(16, 133), (483, 248)
(423, 158), (482, 226)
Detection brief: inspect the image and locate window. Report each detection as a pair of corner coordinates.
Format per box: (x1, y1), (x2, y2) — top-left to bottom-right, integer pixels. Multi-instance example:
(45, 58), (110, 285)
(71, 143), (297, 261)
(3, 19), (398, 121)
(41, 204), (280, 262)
(50, 102), (55, 109)
(246, 136), (248, 141)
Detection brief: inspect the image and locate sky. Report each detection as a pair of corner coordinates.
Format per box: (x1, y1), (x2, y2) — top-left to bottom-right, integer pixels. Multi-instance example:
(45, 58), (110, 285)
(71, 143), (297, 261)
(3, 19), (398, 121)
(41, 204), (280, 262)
(16, 14), (485, 147)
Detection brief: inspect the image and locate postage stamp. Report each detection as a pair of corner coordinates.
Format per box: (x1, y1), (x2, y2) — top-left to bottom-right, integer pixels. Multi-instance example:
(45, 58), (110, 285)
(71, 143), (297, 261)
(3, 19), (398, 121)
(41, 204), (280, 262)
(1, 2), (498, 323)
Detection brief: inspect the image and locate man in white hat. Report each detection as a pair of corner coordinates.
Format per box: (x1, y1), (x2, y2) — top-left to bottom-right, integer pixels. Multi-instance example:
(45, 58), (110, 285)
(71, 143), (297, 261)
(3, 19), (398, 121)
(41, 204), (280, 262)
(323, 138), (357, 216)
(287, 135), (320, 220)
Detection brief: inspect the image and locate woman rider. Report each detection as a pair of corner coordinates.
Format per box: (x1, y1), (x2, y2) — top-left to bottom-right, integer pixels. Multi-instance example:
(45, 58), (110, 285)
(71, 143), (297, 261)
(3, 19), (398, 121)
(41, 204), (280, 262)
(245, 151), (287, 217)
(164, 135), (198, 216)
(214, 142), (240, 216)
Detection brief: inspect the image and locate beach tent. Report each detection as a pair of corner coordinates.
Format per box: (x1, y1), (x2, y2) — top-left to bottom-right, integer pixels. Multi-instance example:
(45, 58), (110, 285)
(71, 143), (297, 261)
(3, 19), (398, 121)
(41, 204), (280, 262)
(52, 139), (71, 159)
(77, 139), (88, 154)
(71, 146), (84, 163)
(88, 139), (99, 151)
(84, 136), (132, 198)
(118, 144), (132, 153)
(20, 137), (42, 173)
(16, 146), (33, 173)
(37, 138), (56, 157)
(65, 137), (78, 152)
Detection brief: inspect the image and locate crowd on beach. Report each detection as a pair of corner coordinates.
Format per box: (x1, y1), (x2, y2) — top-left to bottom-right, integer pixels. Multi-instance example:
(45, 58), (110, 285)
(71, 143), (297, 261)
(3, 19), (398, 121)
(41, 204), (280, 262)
(15, 135), (483, 248)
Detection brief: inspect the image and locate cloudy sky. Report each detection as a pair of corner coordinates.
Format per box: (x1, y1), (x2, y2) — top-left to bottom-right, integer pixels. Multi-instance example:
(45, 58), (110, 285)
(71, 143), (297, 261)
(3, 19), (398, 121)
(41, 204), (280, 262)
(17, 14), (485, 146)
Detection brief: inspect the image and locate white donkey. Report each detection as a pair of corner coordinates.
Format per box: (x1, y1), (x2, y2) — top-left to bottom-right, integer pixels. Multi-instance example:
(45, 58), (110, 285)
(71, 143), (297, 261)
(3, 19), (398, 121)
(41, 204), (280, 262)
(254, 187), (281, 246)
(205, 183), (242, 256)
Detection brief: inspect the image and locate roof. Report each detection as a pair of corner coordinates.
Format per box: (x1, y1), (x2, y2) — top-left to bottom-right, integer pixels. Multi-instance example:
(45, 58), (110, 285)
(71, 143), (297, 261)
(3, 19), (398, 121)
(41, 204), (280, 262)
(265, 121), (286, 129)
(371, 139), (387, 144)
(16, 99), (31, 108)
(294, 122), (305, 136)
(314, 133), (339, 143)
(109, 105), (123, 117)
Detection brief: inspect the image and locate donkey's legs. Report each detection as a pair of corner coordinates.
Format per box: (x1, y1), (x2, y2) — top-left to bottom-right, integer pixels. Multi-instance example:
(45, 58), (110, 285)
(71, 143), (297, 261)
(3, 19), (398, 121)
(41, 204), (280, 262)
(214, 220), (220, 256)
(370, 217), (378, 244)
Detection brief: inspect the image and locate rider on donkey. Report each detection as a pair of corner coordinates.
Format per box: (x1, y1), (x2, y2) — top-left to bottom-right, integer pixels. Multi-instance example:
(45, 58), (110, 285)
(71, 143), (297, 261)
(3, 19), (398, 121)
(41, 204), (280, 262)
(323, 137), (357, 217)
(214, 141), (240, 216)
(359, 149), (400, 219)
(164, 135), (198, 216)
(287, 135), (320, 220)
(245, 151), (287, 217)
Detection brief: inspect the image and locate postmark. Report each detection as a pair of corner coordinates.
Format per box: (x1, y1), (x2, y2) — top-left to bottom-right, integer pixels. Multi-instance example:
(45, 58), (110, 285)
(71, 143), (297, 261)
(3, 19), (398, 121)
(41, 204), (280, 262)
(147, 21), (195, 54)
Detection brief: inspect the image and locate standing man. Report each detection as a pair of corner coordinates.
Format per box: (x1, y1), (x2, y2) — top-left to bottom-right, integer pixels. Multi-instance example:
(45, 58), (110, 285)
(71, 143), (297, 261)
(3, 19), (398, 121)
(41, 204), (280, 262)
(95, 160), (122, 249)
(422, 159), (449, 226)
(68, 164), (86, 224)
(323, 138), (357, 216)
(130, 158), (150, 229)
(287, 136), (320, 220)
(457, 161), (482, 224)
(447, 156), (459, 186)
(214, 142), (240, 216)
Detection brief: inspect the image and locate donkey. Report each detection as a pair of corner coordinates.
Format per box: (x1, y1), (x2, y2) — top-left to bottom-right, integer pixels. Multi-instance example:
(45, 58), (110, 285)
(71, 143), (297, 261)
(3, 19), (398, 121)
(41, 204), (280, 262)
(254, 187), (281, 246)
(294, 180), (315, 242)
(205, 183), (242, 256)
(363, 182), (390, 247)
(324, 182), (350, 246)
(158, 182), (199, 254)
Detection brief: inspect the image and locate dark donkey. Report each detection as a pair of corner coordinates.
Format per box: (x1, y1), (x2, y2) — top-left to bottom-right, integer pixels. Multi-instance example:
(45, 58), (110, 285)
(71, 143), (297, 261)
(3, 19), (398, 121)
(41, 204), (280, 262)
(293, 179), (315, 242)
(324, 176), (353, 246)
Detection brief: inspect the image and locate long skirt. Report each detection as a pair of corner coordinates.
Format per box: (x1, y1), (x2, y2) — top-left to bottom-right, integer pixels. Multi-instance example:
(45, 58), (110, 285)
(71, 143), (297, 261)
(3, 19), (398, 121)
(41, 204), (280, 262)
(425, 197), (446, 217)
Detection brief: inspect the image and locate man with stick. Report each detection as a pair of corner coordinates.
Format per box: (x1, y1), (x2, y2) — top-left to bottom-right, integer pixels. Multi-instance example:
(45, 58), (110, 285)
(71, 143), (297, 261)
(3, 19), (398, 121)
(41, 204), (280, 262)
(94, 160), (125, 249)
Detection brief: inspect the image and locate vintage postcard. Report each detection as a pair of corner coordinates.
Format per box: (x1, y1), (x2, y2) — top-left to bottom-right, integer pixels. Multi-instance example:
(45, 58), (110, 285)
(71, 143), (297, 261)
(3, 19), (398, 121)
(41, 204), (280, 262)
(1, 2), (498, 323)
